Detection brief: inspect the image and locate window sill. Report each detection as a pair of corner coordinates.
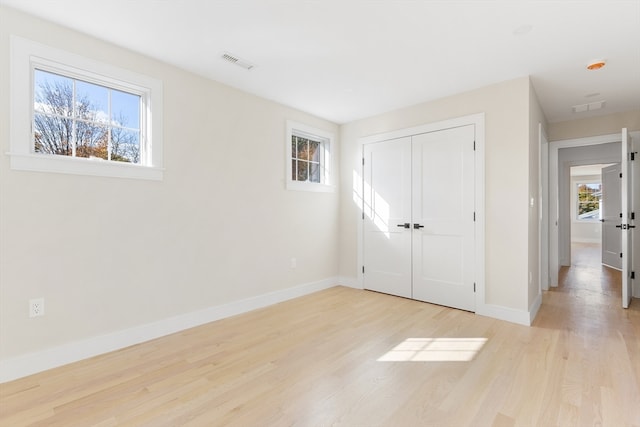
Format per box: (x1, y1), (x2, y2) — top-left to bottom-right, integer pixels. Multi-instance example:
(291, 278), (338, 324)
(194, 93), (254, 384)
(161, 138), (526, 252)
(7, 152), (164, 181)
(286, 180), (335, 193)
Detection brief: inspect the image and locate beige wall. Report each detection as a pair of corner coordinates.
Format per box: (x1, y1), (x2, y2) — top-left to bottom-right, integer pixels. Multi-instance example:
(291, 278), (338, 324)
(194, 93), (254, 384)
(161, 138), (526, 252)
(0, 7), (339, 360)
(548, 110), (640, 141)
(339, 77), (533, 312)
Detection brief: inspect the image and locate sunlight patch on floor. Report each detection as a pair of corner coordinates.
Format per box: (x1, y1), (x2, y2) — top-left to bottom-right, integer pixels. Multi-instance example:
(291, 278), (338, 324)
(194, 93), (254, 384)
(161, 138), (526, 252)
(377, 337), (488, 362)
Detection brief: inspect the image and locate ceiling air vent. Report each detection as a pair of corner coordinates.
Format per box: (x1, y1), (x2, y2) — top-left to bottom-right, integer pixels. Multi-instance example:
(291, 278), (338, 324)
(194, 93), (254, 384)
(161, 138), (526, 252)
(221, 52), (255, 70)
(572, 100), (606, 114)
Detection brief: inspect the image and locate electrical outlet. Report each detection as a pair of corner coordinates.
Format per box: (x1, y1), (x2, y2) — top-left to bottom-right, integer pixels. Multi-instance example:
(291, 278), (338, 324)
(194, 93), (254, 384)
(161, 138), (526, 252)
(29, 298), (44, 318)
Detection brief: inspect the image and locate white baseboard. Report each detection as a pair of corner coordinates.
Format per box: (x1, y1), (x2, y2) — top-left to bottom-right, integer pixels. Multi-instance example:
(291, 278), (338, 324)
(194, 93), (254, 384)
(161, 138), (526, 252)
(571, 238), (600, 244)
(528, 293), (542, 324)
(475, 303), (531, 326)
(0, 277), (338, 383)
(338, 276), (362, 289)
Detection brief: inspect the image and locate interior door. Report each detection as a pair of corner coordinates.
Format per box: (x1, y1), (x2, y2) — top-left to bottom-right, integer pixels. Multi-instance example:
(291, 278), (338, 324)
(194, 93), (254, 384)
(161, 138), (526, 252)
(363, 137), (412, 298)
(601, 163), (622, 269)
(621, 128), (633, 308)
(411, 125), (475, 311)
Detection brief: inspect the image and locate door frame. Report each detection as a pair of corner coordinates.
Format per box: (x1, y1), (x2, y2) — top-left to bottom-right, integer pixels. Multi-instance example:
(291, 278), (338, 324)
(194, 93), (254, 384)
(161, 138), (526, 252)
(356, 113), (485, 310)
(539, 124), (549, 291)
(546, 131), (637, 290)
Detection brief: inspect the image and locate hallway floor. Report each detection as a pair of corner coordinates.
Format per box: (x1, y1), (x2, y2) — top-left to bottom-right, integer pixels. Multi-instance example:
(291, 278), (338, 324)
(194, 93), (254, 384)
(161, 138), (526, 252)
(557, 242), (622, 298)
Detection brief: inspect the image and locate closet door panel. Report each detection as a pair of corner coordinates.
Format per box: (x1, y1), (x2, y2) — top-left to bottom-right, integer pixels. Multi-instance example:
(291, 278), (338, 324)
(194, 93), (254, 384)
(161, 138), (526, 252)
(411, 125), (475, 311)
(363, 137), (412, 298)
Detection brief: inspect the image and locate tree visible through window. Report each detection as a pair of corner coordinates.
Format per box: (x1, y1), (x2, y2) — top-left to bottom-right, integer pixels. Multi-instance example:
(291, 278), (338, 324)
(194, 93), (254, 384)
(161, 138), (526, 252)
(291, 134), (323, 183)
(291, 132), (328, 184)
(34, 69), (141, 163)
(577, 182), (601, 220)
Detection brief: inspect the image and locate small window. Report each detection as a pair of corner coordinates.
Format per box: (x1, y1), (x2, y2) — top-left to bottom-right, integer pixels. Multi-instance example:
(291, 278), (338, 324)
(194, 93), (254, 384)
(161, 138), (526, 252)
(576, 182), (601, 221)
(286, 121), (334, 192)
(9, 36), (163, 180)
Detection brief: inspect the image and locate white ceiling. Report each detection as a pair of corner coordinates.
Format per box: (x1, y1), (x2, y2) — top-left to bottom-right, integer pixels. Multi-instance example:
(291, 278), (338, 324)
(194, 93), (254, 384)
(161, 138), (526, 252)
(2, 0), (639, 124)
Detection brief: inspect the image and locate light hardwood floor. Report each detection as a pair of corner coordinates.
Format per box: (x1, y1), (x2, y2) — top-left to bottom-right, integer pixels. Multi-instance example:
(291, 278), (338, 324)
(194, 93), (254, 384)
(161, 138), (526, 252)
(1, 253), (639, 426)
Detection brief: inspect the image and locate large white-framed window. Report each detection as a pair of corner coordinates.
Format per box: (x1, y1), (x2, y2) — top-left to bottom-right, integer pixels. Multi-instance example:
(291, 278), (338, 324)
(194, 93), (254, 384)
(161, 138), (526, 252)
(286, 120), (334, 192)
(9, 36), (163, 180)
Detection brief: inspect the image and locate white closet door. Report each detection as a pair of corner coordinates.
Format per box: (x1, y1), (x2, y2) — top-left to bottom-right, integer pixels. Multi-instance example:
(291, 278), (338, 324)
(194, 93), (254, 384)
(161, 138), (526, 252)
(363, 137), (412, 298)
(411, 125), (476, 311)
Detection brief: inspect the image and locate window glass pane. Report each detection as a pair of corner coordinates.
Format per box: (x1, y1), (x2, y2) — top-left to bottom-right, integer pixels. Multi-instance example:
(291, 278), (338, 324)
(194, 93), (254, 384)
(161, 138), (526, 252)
(76, 80), (108, 123)
(291, 159), (297, 180)
(76, 123), (108, 159)
(34, 113), (72, 155)
(34, 69), (73, 117)
(296, 160), (308, 181)
(111, 89), (140, 129)
(308, 140), (320, 162)
(297, 137), (309, 161)
(111, 129), (140, 163)
(309, 162), (320, 182)
(577, 183), (601, 220)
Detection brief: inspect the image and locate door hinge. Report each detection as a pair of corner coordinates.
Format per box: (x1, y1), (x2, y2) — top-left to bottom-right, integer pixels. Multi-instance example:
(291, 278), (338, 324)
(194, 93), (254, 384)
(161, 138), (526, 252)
(362, 212), (365, 220)
(473, 282), (476, 292)
(620, 172), (623, 178)
(473, 212), (476, 222)
(620, 253), (623, 258)
(631, 152), (636, 161)
(362, 157), (365, 166)
(473, 140), (476, 151)
(631, 212), (635, 220)
(362, 266), (365, 274)
(631, 271), (635, 280)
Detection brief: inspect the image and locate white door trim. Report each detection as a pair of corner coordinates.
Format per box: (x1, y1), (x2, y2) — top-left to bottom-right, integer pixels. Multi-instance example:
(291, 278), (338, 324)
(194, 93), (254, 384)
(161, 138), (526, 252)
(356, 113), (485, 311)
(621, 128), (633, 308)
(539, 124), (549, 291)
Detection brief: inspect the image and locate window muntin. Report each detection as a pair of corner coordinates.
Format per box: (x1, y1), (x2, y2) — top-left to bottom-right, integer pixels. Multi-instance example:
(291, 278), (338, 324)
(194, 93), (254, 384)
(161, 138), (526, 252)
(286, 121), (333, 192)
(576, 182), (601, 221)
(33, 69), (142, 163)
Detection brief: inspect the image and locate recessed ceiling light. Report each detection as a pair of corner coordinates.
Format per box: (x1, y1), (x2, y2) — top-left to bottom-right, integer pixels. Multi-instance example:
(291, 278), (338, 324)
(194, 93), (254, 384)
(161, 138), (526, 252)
(586, 60), (606, 70)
